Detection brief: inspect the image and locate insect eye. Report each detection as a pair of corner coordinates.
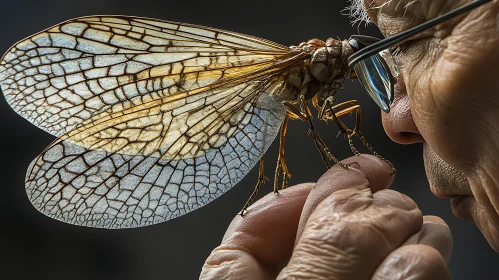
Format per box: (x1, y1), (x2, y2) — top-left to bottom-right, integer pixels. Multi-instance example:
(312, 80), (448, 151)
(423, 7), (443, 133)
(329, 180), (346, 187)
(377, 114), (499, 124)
(348, 35), (381, 52)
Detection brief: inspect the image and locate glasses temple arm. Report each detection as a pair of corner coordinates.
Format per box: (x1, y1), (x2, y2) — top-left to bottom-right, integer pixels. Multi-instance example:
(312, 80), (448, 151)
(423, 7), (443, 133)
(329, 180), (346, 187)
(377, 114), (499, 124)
(347, 0), (493, 68)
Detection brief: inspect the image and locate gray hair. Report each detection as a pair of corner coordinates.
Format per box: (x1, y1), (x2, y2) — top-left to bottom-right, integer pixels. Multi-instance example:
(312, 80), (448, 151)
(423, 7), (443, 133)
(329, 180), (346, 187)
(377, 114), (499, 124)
(345, 0), (418, 25)
(345, 0), (371, 25)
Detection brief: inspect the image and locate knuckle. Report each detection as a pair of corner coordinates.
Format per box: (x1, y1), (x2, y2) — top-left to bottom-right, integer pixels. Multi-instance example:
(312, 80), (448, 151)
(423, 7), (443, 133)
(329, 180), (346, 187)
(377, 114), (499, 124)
(202, 248), (238, 271)
(314, 188), (373, 214)
(309, 189), (417, 253)
(281, 215), (394, 279)
(278, 237), (350, 279)
(287, 187), (426, 279)
(374, 189), (419, 211)
(299, 211), (394, 259)
(200, 248), (262, 280)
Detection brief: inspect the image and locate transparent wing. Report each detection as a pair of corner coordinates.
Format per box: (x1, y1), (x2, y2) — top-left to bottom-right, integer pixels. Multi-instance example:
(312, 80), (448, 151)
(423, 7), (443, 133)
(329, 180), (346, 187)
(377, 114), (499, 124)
(26, 79), (286, 228)
(3, 15), (305, 228)
(62, 80), (273, 159)
(0, 16), (290, 137)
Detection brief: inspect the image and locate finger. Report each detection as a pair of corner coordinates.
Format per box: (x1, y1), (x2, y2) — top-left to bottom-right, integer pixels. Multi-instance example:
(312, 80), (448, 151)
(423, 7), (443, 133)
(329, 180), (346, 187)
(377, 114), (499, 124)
(201, 183), (314, 280)
(403, 216), (453, 263)
(278, 188), (422, 280)
(296, 154), (395, 242)
(371, 245), (451, 280)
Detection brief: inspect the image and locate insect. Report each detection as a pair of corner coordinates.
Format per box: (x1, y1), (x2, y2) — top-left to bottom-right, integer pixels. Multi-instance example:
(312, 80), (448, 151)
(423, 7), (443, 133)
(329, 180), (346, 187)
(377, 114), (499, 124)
(0, 16), (389, 229)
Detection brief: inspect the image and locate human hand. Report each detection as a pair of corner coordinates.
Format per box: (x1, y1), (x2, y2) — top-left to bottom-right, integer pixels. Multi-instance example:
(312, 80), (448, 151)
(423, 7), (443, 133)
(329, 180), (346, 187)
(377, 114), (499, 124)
(200, 155), (453, 279)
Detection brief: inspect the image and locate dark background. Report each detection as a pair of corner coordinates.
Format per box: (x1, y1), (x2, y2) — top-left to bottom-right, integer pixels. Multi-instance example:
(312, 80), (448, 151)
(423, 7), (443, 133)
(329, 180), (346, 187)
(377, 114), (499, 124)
(0, 0), (497, 279)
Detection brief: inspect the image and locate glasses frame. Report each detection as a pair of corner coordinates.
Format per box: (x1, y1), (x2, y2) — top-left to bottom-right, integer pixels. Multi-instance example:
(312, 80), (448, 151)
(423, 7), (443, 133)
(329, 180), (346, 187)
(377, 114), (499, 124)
(347, 0), (493, 68)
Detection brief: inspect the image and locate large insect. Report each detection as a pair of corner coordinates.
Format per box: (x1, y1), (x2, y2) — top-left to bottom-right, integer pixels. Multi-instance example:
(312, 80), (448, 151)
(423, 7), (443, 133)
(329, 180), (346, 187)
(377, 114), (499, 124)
(0, 16), (387, 229)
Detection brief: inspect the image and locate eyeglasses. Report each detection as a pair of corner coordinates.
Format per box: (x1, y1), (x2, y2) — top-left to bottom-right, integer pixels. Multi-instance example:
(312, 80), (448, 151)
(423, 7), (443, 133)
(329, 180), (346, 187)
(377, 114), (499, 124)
(347, 0), (493, 113)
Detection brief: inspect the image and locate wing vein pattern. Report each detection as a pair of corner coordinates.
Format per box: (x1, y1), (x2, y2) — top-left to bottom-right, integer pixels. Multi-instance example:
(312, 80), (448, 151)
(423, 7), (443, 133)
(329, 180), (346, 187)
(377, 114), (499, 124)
(0, 15), (289, 136)
(0, 16), (296, 228)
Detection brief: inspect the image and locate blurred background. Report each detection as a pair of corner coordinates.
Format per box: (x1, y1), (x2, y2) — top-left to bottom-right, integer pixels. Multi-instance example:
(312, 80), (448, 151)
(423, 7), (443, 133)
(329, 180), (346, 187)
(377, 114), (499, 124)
(0, 0), (497, 279)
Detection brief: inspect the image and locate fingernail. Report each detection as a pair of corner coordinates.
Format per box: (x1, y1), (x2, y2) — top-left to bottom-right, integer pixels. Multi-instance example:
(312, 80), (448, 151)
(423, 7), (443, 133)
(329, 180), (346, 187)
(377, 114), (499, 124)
(342, 154), (395, 191)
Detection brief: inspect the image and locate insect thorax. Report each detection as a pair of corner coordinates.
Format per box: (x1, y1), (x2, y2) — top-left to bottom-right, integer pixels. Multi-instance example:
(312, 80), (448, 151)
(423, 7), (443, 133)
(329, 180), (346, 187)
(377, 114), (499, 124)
(274, 38), (354, 108)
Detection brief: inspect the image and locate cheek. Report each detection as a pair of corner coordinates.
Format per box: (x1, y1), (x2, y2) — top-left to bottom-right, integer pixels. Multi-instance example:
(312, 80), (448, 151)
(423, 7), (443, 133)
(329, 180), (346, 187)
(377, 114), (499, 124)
(407, 71), (451, 153)
(406, 40), (499, 173)
(399, 45), (466, 172)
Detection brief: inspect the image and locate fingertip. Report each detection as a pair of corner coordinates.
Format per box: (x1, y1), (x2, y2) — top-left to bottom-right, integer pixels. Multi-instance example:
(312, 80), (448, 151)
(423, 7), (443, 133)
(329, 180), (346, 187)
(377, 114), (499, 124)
(342, 154), (395, 192)
(405, 215), (453, 263)
(373, 245), (451, 280)
(423, 215), (446, 225)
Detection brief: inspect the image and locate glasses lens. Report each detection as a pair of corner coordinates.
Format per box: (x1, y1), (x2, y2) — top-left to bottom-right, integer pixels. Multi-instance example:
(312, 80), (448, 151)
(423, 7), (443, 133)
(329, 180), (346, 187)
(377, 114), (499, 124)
(353, 53), (396, 113)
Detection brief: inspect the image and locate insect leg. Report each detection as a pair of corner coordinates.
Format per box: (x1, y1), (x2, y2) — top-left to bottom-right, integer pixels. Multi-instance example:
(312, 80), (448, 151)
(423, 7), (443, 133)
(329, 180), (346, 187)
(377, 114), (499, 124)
(239, 157), (269, 216)
(283, 101), (307, 121)
(272, 103), (307, 193)
(352, 107), (397, 173)
(274, 115), (291, 194)
(299, 96), (342, 169)
(325, 99), (396, 173)
(324, 99), (362, 156)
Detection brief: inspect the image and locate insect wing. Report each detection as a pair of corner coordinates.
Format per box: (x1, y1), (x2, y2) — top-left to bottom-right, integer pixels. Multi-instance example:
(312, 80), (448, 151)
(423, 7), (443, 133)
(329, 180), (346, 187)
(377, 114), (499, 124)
(0, 16), (297, 228)
(0, 16), (289, 137)
(27, 91), (285, 228)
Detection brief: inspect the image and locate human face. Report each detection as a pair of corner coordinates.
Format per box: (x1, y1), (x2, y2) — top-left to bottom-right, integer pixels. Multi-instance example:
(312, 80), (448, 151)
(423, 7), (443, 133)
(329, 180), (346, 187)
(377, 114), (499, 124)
(347, 0), (491, 113)
(357, 0), (499, 250)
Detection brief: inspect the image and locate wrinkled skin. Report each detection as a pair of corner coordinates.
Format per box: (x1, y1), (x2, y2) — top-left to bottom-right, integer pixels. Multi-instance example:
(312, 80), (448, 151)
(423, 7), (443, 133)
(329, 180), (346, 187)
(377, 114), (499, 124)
(201, 0), (499, 278)
(364, 0), (499, 250)
(201, 156), (452, 279)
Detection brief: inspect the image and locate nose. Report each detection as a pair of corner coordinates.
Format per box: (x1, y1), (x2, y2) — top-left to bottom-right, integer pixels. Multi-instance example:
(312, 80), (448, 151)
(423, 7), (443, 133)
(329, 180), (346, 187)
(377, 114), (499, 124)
(382, 77), (425, 144)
